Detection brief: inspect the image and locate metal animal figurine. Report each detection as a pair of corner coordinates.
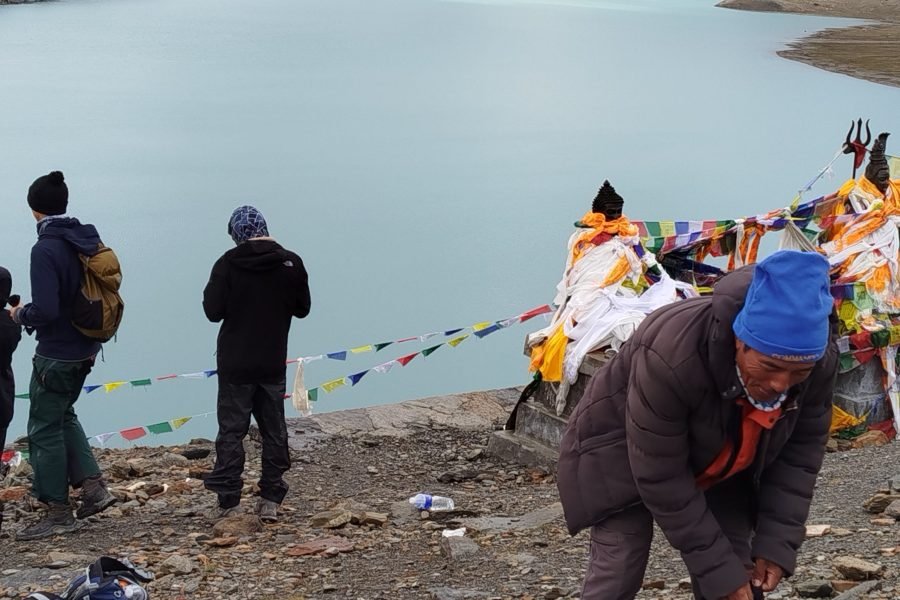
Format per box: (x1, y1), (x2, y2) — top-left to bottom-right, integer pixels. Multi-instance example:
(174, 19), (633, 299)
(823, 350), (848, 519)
(843, 118), (872, 179)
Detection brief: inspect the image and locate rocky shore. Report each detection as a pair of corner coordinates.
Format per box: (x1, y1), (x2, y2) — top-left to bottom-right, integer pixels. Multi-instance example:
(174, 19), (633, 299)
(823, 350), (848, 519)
(717, 0), (900, 88)
(0, 388), (897, 599)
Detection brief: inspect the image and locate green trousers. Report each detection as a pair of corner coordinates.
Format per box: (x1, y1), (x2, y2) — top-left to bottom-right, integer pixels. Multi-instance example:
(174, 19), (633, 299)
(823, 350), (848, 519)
(27, 355), (100, 504)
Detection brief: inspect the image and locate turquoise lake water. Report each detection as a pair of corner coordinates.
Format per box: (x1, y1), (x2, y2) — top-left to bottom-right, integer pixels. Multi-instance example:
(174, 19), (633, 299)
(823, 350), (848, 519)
(0, 0), (898, 445)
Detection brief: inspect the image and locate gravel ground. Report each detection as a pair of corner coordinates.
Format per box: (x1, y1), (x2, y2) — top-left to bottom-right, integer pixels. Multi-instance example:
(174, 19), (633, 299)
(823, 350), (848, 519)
(0, 428), (898, 599)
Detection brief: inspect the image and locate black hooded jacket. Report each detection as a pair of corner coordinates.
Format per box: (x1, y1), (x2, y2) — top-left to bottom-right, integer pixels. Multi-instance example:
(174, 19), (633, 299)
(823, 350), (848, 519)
(203, 239), (310, 384)
(15, 218), (101, 361)
(0, 266), (22, 432)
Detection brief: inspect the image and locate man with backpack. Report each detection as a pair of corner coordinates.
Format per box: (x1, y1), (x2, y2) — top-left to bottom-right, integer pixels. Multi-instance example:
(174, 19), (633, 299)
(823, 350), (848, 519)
(202, 205), (310, 523)
(9, 171), (119, 541)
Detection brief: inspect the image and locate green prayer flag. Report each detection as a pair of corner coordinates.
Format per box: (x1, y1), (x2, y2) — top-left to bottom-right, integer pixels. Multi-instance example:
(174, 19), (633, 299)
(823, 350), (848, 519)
(147, 421), (174, 435)
(308, 388), (318, 402)
(871, 329), (891, 348)
(14, 393), (29, 399)
(130, 379), (152, 387)
(838, 353), (856, 373)
(421, 344), (443, 357)
(374, 342), (393, 352)
(645, 221), (662, 237)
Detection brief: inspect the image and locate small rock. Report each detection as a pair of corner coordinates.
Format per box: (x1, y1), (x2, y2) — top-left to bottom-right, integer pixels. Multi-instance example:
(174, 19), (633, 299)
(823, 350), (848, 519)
(310, 509), (353, 529)
(465, 449), (484, 461)
(863, 493), (899, 514)
(178, 447), (211, 460)
(871, 517), (895, 526)
(366, 466), (378, 474)
(826, 438), (839, 452)
(440, 536), (480, 560)
(157, 555), (195, 576)
(806, 524), (831, 538)
(832, 580), (882, 597)
(202, 536), (239, 548)
(831, 580), (859, 593)
(678, 578), (692, 590)
(159, 452), (190, 468)
(437, 469), (478, 484)
(212, 515), (264, 536)
(884, 500), (900, 519)
(357, 511), (389, 527)
(795, 579), (833, 598)
(831, 527), (853, 536)
(642, 580), (665, 590)
(833, 556), (883, 581)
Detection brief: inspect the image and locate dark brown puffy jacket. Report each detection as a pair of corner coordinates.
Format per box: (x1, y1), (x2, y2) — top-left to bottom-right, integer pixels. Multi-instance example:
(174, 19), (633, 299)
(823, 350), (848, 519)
(556, 267), (837, 599)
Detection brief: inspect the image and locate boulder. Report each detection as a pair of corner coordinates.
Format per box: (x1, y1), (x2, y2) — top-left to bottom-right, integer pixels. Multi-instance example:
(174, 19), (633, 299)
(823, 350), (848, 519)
(833, 556), (883, 581)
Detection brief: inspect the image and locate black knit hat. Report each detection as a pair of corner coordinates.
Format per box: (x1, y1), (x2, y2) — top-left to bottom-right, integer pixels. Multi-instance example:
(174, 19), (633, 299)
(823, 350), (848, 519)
(27, 171), (68, 216)
(592, 180), (624, 217)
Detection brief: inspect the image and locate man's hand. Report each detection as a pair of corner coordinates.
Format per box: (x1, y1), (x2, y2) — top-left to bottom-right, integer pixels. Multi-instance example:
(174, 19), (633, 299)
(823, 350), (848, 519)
(722, 583), (754, 600)
(7, 305), (20, 322)
(752, 557), (784, 592)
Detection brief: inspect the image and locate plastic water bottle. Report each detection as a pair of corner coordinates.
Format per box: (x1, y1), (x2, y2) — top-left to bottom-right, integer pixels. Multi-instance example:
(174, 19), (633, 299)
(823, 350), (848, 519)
(409, 493), (455, 511)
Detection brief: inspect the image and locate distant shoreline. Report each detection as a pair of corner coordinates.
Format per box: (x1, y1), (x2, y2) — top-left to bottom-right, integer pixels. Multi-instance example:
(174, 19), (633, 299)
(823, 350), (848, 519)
(3, 0), (898, 89)
(717, 0), (900, 88)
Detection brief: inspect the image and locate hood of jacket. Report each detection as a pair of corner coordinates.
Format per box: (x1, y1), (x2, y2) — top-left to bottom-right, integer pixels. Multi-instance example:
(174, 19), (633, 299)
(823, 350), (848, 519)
(0, 266), (10, 308)
(225, 239), (292, 272)
(37, 217), (103, 255)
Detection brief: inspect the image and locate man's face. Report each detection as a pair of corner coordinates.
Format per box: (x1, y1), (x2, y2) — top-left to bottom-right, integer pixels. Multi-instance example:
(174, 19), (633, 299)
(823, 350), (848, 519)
(735, 340), (816, 402)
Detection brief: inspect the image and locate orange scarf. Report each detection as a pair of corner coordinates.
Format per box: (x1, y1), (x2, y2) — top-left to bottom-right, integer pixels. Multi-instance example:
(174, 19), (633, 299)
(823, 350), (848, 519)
(571, 212), (638, 265)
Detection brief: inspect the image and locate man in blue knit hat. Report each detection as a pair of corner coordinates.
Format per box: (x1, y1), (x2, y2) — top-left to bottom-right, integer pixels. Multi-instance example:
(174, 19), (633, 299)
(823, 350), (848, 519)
(557, 250), (837, 600)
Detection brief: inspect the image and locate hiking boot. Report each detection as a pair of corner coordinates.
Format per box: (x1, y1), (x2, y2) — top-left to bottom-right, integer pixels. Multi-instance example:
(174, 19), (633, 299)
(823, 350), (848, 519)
(16, 502), (77, 541)
(205, 504), (242, 521)
(76, 475), (117, 519)
(256, 498), (278, 523)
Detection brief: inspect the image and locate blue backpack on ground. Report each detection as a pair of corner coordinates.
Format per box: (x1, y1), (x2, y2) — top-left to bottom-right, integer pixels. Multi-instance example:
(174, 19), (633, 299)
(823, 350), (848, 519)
(26, 557), (153, 600)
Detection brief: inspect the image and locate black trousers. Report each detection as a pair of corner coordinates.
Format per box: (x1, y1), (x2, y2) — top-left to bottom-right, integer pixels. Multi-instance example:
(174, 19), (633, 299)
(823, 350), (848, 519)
(0, 365), (14, 452)
(204, 381), (291, 508)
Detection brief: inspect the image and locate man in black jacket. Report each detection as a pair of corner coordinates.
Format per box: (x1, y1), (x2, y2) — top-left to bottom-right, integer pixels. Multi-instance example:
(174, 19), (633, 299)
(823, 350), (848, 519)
(203, 205), (311, 523)
(10, 171), (117, 541)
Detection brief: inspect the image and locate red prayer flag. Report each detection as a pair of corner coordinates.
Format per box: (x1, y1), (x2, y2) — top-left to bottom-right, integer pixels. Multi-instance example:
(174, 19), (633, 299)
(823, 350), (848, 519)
(120, 427), (147, 441)
(396, 352), (418, 366)
(519, 305), (552, 323)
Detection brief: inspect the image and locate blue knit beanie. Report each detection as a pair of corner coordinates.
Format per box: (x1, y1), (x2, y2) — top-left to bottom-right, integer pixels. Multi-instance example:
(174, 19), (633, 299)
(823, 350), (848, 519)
(732, 250), (833, 362)
(228, 205), (269, 244)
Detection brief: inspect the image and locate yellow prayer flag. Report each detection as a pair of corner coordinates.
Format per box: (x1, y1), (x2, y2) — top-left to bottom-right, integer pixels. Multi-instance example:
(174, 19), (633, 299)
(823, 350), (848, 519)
(837, 301), (857, 322)
(659, 221), (676, 237)
(103, 381), (127, 393)
(350, 345), (374, 354)
(171, 417), (192, 430)
(472, 321), (492, 332)
(448, 335), (469, 347)
(890, 325), (900, 346)
(322, 378), (347, 393)
(889, 156), (900, 179)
